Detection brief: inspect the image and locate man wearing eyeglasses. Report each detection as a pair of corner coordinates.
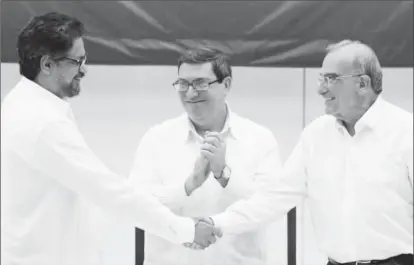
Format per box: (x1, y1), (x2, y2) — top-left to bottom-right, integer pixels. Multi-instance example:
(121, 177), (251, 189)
(1, 12), (220, 265)
(204, 40), (413, 265)
(129, 47), (282, 265)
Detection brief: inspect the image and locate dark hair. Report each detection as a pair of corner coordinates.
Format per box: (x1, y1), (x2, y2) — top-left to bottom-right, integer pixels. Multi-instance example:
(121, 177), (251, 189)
(17, 12), (84, 81)
(178, 47), (232, 82)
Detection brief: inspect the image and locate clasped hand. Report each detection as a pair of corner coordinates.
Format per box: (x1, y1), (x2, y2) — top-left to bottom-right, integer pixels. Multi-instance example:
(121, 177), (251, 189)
(183, 217), (222, 250)
(200, 132), (226, 178)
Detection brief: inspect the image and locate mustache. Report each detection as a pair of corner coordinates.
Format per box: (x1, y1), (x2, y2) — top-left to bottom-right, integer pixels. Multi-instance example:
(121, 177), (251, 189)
(75, 72), (85, 79)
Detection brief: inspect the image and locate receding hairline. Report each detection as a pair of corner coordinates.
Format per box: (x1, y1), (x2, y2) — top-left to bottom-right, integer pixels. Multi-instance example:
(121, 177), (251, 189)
(324, 42), (375, 72)
(326, 41), (377, 63)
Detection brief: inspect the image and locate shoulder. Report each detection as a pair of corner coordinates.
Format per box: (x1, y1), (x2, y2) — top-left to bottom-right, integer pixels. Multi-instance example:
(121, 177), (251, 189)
(231, 113), (277, 144)
(140, 114), (188, 142)
(303, 114), (336, 136)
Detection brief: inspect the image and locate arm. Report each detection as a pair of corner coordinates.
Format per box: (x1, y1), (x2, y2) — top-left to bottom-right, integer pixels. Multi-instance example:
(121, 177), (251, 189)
(211, 132), (309, 235)
(222, 132), (283, 197)
(402, 125), (413, 188)
(128, 129), (192, 210)
(33, 120), (194, 244)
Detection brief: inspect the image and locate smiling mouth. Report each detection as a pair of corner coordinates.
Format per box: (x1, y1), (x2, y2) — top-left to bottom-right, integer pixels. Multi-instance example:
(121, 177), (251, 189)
(186, 100), (206, 103)
(325, 97), (335, 101)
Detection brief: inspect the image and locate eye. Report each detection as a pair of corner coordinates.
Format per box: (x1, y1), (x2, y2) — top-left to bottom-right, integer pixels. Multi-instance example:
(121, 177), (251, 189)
(177, 80), (189, 85)
(327, 76), (336, 81)
(194, 79), (208, 86)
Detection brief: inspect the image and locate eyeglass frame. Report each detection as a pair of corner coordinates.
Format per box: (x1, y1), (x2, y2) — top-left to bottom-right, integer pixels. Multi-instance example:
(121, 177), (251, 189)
(54, 55), (87, 70)
(317, 73), (365, 87)
(172, 78), (222, 92)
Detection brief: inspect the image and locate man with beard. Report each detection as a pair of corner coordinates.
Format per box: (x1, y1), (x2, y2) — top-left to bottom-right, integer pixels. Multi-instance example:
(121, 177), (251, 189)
(1, 12), (220, 265)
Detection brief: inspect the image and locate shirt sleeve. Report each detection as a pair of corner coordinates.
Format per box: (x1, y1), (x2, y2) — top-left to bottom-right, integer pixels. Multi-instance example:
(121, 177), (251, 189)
(402, 122), (413, 188)
(211, 131), (309, 235)
(33, 120), (195, 244)
(223, 130), (283, 198)
(128, 128), (189, 211)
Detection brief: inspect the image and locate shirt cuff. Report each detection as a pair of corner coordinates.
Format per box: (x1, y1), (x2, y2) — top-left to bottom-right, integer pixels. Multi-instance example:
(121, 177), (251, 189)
(155, 181), (190, 207)
(210, 213), (231, 235)
(223, 169), (253, 196)
(172, 216), (195, 244)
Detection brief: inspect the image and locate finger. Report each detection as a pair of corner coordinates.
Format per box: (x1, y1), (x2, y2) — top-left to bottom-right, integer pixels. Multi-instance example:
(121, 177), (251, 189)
(193, 243), (205, 250)
(196, 216), (214, 225)
(183, 242), (202, 250)
(203, 136), (221, 148)
(213, 227), (223, 238)
(205, 131), (220, 137)
(208, 235), (217, 245)
(204, 132), (223, 143)
(183, 242), (192, 248)
(200, 150), (214, 160)
(201, 143), (216, 153)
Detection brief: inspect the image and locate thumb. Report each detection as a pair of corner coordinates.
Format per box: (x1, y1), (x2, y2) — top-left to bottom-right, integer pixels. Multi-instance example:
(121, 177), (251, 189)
(213, 227), (223, 238)
(194, 216), (213, 224)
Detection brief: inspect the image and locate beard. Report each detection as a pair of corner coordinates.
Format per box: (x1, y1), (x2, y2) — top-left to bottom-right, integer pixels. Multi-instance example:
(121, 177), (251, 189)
(62, 74), (83, 98)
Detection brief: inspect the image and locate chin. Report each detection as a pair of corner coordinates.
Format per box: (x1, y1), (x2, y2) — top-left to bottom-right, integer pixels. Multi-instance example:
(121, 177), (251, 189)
(189, 113), (204, 123)
(69, 87), (81, 98)
(324, 108), (333, 115)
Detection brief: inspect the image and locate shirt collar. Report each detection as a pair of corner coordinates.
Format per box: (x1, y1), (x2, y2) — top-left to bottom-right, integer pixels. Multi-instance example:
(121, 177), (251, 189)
(335, 95), (384, 132)
(356, 95), (384, 129)
(177, 104), (243, 143)
(18, 76), (71, 114)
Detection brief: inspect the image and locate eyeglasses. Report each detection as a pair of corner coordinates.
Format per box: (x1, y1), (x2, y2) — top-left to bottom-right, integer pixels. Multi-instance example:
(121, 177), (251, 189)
(317, 73), (364, 86)
(172, 79), (220, 92)
(56, 55), (87, 70)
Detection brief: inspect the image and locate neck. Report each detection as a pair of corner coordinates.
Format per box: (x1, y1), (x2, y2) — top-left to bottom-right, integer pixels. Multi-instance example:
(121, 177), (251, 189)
(35, 75), (64, 99)
(194, 104), (228, 135)
(342, 94), (378, 136)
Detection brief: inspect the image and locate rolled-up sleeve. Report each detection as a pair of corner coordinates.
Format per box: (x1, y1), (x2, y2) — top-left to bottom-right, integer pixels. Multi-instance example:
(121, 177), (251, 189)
(212, 132), (309, 235)
(34, 120), (195, 244)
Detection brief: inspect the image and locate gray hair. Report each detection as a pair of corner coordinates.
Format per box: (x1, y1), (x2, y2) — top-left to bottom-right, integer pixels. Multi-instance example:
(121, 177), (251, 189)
(326, 40), (383, 94)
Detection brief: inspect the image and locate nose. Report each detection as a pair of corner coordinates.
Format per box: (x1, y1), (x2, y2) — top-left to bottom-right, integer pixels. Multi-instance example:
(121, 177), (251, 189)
(79, 63), (87, 76)
(317, 83), (328, 95)
(185, 85), (199, 99)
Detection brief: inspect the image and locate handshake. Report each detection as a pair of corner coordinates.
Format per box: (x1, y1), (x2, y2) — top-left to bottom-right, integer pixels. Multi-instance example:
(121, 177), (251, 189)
(183, 217), (222, 250)
(183, 131), (226, 250)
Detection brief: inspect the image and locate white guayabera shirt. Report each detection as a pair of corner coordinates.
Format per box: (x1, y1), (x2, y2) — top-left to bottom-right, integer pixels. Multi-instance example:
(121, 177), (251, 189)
(213, 97), (413, 263)
(1, 77), (195, 265)
(129, 109), (282, 265)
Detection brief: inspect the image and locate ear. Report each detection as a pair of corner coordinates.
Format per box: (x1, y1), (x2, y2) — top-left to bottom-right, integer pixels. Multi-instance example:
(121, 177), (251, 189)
(223, 76), (232, 95)
(40, 55), (54, 75)
(358, 75), (371, 91)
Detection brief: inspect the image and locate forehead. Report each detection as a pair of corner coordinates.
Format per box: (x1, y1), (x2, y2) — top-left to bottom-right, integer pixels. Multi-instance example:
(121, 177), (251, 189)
(178, 62), (216, 80)
(321, 49), (355, 75)
(66, 37), (86, 57)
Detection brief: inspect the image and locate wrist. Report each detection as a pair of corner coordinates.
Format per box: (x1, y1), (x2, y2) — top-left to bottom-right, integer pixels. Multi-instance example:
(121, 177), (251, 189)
(213, 165), (225, 179)
(184, 177), (196, 196)
(214, 165), (231, 188)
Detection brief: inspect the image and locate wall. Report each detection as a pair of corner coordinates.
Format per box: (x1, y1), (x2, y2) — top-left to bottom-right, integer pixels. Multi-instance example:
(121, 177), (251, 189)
(1, 63), (412, 265)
